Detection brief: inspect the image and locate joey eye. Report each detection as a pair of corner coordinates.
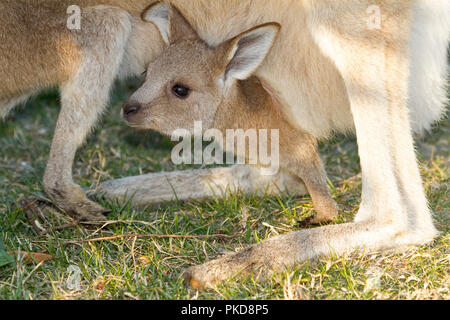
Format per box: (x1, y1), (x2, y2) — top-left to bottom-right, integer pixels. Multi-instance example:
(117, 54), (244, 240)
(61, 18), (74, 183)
(172, 84), (190, 99)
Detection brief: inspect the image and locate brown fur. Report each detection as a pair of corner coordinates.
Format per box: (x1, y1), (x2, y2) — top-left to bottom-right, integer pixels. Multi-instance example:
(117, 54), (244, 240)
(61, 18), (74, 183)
(215, 78), (339, 223)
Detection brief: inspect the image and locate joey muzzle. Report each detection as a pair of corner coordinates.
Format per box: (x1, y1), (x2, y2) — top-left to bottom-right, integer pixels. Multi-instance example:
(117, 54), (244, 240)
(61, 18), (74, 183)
(122, 100), (142, 123)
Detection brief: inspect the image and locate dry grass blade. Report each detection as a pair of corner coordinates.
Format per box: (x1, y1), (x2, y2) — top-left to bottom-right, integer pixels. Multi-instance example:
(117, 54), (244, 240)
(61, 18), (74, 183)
(63, 232), (235, 245)
(9, 251), (53, 264)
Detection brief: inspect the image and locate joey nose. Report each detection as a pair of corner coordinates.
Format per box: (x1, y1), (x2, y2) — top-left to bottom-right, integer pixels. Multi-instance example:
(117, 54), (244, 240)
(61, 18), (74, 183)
(123, 101), (142, 118)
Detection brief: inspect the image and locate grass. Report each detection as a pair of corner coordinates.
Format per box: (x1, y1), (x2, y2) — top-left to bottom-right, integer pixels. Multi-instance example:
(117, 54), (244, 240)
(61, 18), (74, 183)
(0, 80), (448, 300)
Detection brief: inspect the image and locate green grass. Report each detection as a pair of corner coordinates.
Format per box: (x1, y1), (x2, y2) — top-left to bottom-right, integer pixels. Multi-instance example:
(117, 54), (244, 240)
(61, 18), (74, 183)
(0, 81), (448, 300)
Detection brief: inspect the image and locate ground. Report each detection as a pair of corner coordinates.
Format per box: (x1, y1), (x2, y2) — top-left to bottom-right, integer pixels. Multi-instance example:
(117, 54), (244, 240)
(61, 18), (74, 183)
(0, 79), (448, 300)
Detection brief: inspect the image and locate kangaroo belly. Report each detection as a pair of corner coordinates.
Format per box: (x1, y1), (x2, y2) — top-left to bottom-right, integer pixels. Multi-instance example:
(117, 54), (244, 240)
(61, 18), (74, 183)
(257, 0), (449, 138)
(408, 0), (450, 134)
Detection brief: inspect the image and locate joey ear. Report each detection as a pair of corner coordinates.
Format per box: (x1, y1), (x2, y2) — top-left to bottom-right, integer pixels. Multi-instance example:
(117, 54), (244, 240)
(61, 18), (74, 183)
(219, 23), (281, 88)
(142, 2), (170, 45)
(142, 2), (198, 45)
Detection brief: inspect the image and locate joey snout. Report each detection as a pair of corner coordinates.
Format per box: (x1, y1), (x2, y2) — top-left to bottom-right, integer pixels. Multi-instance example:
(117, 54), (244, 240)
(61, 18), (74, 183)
(122, 99), (145, 125)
